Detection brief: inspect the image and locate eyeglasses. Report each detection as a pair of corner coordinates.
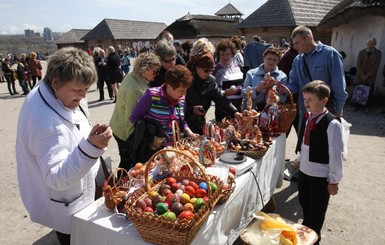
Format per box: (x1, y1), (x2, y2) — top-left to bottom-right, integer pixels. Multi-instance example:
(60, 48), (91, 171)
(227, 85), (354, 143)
(162, 57), (176, 63)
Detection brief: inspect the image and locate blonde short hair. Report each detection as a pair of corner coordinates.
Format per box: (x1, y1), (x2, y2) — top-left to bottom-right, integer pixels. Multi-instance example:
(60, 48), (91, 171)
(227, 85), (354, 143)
(133, 52), (161, 75)
(107, 46), (116, 55)
(44, 47), (97, 87)
(30, 52), (38, 59)
(191, 38), (215, 56)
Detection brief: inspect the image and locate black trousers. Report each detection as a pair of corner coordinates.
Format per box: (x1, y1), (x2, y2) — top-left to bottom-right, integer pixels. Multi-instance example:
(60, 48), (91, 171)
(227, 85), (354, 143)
(56, 231), (70, 245)
(97, 77), (113, 99)
(298, 171), (330, 244)
(31, 75), (41, 88)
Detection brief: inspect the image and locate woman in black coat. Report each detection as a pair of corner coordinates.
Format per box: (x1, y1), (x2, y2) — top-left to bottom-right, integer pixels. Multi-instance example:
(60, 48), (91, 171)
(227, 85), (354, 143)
(106, 46), (123, 103)
(185, 51), (242, 134)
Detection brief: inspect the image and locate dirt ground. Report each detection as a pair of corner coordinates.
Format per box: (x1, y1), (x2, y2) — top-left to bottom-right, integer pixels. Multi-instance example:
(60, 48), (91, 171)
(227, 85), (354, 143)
(1, 66), (384, 244)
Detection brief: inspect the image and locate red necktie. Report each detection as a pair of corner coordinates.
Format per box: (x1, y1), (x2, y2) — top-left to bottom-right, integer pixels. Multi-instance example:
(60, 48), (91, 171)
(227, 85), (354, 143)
(304, 113), (322, 145)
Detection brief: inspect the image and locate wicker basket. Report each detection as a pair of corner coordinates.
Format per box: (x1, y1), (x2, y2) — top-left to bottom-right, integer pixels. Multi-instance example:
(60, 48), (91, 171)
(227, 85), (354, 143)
(230, 143), (269, 160)
(218, 174), (236, 204)
(172, 120), (216, 167)
(103, 168), (130, 210)
(268, 83), (297, 133)
(125, 148), (223, 245)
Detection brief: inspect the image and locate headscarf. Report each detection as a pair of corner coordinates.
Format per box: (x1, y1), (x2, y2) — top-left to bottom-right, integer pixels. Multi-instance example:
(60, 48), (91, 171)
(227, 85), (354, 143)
(186, 51), (215, 72)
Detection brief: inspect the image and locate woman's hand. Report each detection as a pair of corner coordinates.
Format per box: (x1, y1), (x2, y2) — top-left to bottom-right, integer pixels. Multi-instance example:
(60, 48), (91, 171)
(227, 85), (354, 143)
(256, 80), (270, 92)
(234, 112), (243, 120)
(224, 88), (237, 96)
(88, 124), (113, 149)
(193, 106), (206, 116)
(185, 129), (200, 138)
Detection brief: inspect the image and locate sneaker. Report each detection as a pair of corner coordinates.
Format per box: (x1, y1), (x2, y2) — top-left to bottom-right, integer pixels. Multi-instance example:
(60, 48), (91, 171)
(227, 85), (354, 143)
(97, 98), (105, 102)
(14, 92), (20, 94)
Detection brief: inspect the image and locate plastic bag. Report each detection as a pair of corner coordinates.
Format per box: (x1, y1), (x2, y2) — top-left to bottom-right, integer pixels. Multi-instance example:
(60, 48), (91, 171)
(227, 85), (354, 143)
(351, 84), (370, 105)
(340, 118), (352, 161)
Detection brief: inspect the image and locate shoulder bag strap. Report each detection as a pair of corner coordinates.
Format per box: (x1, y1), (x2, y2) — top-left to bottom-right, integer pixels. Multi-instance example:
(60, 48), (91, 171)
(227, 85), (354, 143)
(302, 56), (313, 82)
(99, 156), (110, 181)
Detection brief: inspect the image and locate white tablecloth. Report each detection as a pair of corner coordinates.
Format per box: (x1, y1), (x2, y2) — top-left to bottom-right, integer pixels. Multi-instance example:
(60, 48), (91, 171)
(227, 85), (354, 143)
(71, 134), (286, 245)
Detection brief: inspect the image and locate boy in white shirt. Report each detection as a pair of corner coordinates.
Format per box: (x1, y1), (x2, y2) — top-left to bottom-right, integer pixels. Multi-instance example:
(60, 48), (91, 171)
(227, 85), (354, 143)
(295, 80), (343, 244)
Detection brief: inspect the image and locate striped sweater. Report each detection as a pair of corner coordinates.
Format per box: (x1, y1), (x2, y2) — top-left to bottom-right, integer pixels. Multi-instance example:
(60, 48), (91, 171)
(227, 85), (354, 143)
(130, 85), (189, 146)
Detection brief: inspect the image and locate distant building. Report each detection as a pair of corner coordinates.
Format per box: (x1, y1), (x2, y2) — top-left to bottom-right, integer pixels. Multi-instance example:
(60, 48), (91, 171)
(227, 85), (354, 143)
(164, 13), (241, 44)
(81, 18), (167, 50)
(24, 29), (34, 39)
(43, 27), (54, 42)
(215, 3), (244, 22)
(237, 0), (340, 44)
(55, 29), (90, 50)
(318, 0), (385, 96)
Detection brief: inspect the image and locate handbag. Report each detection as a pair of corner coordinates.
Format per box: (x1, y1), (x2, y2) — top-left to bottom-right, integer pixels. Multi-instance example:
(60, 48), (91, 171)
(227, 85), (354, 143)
(351, 84), (370, 105)
(95, 156), (112, 200)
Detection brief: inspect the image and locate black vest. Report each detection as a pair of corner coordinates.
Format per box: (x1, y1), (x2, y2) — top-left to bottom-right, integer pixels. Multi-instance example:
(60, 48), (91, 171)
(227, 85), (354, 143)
(296, 113), (339, 164)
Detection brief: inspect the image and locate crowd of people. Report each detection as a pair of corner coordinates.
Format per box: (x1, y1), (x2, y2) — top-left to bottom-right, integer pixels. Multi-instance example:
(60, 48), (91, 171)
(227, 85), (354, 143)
(13, 25), (383, 245)
(0, 51), (43, 96)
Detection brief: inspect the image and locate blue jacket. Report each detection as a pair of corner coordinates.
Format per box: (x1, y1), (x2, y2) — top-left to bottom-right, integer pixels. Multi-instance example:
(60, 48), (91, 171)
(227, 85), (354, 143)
(242, 64), (287, 110)
(286, 42), (348, 120)
(243, 41), (271, 69)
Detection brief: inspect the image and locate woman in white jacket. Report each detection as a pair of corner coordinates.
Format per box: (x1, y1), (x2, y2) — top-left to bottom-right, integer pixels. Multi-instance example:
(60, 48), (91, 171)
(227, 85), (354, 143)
(16, 47), (113, 245)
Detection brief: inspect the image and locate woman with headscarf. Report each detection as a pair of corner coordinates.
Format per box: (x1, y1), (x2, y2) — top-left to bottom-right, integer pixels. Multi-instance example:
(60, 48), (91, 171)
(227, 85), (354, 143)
(185, 50), (242, 134)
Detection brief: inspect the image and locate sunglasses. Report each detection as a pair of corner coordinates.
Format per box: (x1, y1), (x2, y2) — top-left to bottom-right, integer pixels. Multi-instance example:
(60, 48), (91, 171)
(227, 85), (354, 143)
(202, 68), (213, 73)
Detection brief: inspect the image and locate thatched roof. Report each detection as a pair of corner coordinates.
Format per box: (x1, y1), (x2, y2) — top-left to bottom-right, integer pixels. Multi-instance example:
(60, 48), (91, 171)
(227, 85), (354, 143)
(165, 14), (240, 39)
(237, 0), (341, 28)
(55, 29), (89, 44)
(81, 18), (167, 41)
(215, 3), (243, 16)
(318, 0), (385, 31)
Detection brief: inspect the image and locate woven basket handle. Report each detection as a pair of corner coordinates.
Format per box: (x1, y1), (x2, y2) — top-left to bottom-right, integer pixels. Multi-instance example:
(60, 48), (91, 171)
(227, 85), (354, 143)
(172, 120), (181, 148)
(143, 148), (213, 208)
(106, 168), (129, 188)
(268, 82), (294, 105)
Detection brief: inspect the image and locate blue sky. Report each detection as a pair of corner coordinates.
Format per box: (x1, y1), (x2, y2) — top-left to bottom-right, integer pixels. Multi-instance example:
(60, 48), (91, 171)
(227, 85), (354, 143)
(0, 0), (267, 34)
